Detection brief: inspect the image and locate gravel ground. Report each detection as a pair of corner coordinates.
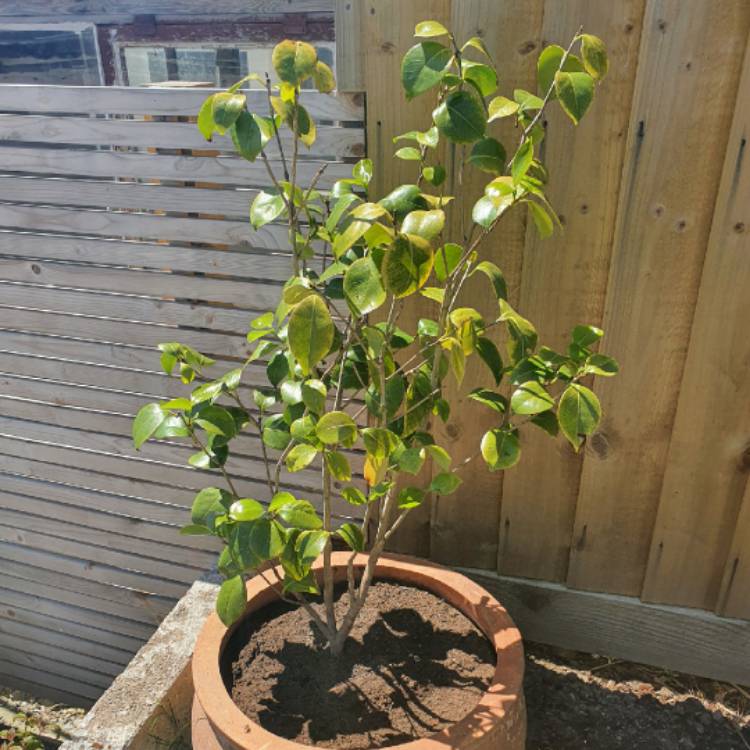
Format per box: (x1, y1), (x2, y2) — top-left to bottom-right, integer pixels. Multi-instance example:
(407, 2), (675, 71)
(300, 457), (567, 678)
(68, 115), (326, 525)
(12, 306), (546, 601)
(525, 642), (750, 749)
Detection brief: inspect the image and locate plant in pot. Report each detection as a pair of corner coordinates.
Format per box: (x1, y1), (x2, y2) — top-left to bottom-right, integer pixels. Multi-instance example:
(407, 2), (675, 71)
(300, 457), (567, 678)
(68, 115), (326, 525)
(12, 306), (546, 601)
(133, 22), (615, 750)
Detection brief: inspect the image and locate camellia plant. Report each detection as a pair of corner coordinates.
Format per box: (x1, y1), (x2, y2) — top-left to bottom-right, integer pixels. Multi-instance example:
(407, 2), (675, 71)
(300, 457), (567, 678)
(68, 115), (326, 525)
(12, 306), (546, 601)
(133, 23), (617, 655)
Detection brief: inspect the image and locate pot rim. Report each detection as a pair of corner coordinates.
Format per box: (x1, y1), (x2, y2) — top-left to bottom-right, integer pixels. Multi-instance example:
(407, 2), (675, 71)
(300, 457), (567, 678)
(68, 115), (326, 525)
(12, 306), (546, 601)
(192, 552), (524, 750)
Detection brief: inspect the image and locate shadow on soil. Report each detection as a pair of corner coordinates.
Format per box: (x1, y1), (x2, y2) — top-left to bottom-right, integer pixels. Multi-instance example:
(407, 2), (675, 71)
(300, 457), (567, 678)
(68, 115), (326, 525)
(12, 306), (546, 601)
(524, 647), (750, 750)
(253, 607), (492, 745)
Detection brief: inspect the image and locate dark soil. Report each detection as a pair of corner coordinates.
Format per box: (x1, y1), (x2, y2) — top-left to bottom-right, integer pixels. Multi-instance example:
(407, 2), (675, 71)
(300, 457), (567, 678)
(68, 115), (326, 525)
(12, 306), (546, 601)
(525, 643), (750, 749)
(226, 581), (495, 749)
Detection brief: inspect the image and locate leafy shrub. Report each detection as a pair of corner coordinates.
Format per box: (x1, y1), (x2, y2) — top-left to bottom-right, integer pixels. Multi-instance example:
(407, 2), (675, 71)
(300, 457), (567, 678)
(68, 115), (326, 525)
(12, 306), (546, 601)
(133, 24), (616, 654)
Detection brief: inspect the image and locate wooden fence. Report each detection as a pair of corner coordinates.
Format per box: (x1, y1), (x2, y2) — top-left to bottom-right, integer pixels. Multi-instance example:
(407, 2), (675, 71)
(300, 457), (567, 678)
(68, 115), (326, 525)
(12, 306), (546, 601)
(0, 83), (365, 705)
(336, 0), (750, 681)
(0, 0), (749, 706)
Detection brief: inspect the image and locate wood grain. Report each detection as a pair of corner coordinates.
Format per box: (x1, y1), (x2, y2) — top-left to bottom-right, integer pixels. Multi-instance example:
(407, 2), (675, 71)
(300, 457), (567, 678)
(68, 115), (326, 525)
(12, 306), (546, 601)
(640, 37), (750, 609)
(497, 0), (646, 581)
(566, 0), (750, 595)
(429, 0), (545, 569)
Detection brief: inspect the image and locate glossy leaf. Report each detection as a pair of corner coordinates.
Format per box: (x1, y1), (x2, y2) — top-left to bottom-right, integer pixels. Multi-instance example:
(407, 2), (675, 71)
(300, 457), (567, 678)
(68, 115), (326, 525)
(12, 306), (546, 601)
(511, 139), (533, 183)
(337, 522), (365, 551)
(229, 498), (265, 522)
(487, 95), (519, 121)
(434, 242), (462, 281)
(401, 209), (445, 240)
(558, 383), (601, 450)
(312, 60), (336, 92)
(462, 61), (497, 97)
(133, 404), (165, 450)
(325, 451), (352, 481)
(216, 575), (246, 626)
(250, 190), (285, 229)
(343, 256), (386, 314)
(316, 411), (358, 447)
(432, 90), (486, 143)
(288, 295), (334, 375)
(527, 200), (554, 238)
(230, 111), (263, 161)
(510, 381), (554, 414)
(383, 234), (434, 298)
(554, 71), (594, 125)
(401, 41), (452, 99)
(430, 472), (462, 495)
(414, 20), (450, 38)
(212, 92), (245, 134)
(398, 486), (425, 508)
(537, 44), (584, 95)
(481, 429), (520, 471)
(467, 137), (506, 174)
(580, 34), (608, 80)
(272, 39), (317, 85)
(275, 498), (323, 529)
(286, 443), (318, 472)
(476, 336), (503, 385)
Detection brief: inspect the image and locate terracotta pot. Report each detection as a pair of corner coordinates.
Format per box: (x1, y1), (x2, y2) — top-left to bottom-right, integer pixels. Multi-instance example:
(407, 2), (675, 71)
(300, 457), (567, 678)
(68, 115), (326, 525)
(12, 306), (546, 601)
(192, 552), (526, 750)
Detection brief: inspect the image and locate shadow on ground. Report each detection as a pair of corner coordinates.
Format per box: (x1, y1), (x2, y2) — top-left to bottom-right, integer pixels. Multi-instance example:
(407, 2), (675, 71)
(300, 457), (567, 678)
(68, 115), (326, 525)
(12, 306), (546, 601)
(524, 643), (750, 750)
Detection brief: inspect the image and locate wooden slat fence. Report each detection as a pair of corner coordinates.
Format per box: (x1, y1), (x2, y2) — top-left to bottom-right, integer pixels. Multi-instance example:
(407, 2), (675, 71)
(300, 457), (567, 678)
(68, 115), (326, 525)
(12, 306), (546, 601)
(0, 82), (365, 706)
(340, 0), (750, 682)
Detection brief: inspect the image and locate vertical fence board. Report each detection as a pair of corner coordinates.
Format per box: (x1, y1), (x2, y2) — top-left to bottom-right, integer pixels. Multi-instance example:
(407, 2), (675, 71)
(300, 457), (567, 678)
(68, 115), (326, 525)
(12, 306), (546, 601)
(495, 0), (646, 582)
(359, 0), (452, 557)
(335, 0), (364, 91)
(566, 0), (750, 596)
(717, 481), (750, 620)
(429, 0), (545, 568)
(640, 38), (750, 610)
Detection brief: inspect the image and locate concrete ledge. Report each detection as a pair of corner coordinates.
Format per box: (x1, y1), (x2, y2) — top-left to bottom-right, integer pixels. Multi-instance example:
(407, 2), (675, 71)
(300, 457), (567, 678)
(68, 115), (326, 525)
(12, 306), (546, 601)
(60, 574), (220, 750)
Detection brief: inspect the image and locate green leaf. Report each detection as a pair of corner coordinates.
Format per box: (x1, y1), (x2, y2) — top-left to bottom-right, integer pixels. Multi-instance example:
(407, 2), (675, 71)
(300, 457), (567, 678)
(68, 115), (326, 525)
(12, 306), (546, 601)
(476, 336), (503, 385)
(414, 20), (449, 38)
(216, 575), (246, 627)
(510, 381), (554, 415)
(379, 184), (427, 220)
(394, 126), (439, 148)
(420, 286), (444, 304)
(474, 260), (507, 300)
(422, 443), (451, 470)
(487, 95), (519, 121)
(467, 137), (506, 174)
(558, 383), (601, 450)
(514, 88), (544, 112)
(537, 44), (584, 95)
(353, 158), (373, 185)
(194, 404), (236, 438)
(432, 90), (486, 143)
(554, 71), (594, 125)
(316, 411), (358, 447)
(401, 41), (452, 99)
(343, 256), (386, 315)
(462, 61), (497, 97)
(394, 446), (425, 474)
(383, 234), (434, 298)
(362, 427), (402, 460)
(472, 194), (512, 229)
(583, 353), (619, 377)
(572, 324), (603, 347)
(197, 95), (215, 139)
(191, 487), (227, 529)
(272, 39), (317, 85)
(511, 139), (533, 183)
(230, 110), (263, 161)
(266, 351), (290, 386)
(422, 164), (446, 186)
(312, 60), (336, 92)
(434, 242), (462, 281)
(398, 486), (425, 509)
(401, 209), (445, 240)
(286, 443), (318, 472)
(499, 298), (538, 359)
(481, 429), (520, 471)
(468, 388), (507, 413)
(132, 403), (165, 449)
(430, 472), (462, 495)
(580, 34), (608, 80)
(180, 524), (211, 536)
(212, 92), (245, 134)
(341, 486), (368, 506)
(288, 295), (334, 376)
(395, 146), (422, 160)
(301, 379), (327, 414)
(462, 36), (491, 57)
(229, 498), (265, 522)
(295, 530), (328, 574)
(332, 219), (370, 258)
(530, 410), (559, 437)
(337, 522), (365, 551)
(262, 413), (291, 450)
(250, 190), (285, 229)
(527, 200), (553, 238)
(275, 498), (322, 529)
(325, 451), (351, 481)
